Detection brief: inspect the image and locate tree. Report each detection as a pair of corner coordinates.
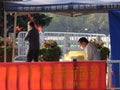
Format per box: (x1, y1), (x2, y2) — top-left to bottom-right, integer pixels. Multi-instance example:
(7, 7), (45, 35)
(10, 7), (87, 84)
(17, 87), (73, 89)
(17, 13), (52, 30)
(44, 13), (109, 35)
(7, 13), (52, 36)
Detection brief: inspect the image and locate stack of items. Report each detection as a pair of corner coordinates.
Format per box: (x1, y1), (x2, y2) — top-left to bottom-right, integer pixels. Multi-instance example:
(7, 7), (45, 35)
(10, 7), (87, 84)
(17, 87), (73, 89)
(64, 51), (85, 61)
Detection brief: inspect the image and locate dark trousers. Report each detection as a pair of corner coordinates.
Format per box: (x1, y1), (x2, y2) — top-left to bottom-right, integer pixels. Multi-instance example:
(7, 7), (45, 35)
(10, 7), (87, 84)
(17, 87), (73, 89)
(27, 49), (39, 62)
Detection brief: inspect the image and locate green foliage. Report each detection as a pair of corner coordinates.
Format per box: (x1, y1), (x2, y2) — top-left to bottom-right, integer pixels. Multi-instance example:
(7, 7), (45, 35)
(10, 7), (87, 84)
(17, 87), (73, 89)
(7, 46), (13, 56)
(6, 13), (53, 35)
(0, 47), (13, 56)
(0, 47), (4, 56)
(90, 40), (110, 60)
(18, 13), (52, 28)
(17, 15), (29, 29)
(0, 1), (3, 16)
(0, 46), (13, 56)
(32, 14), (52, 27)
(99, 47), (110, 60)
(44, 13), (109, 35)
(0, 38), (4, 46)
(39, 40), (62, 61)
(0, 46), (13, 62)
(17, 13), (52, 30)
(39, 47), (62, 61)
(0, 37), (13, 62)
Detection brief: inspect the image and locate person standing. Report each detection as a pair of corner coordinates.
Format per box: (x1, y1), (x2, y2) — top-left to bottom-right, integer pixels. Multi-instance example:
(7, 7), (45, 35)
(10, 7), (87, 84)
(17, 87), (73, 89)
(25, 21), (40, 62)
(78, 37), (100, 60)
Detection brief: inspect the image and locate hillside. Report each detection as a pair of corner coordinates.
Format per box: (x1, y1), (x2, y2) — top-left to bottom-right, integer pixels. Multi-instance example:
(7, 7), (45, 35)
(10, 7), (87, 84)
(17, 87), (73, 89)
(43, 13), (109, 35)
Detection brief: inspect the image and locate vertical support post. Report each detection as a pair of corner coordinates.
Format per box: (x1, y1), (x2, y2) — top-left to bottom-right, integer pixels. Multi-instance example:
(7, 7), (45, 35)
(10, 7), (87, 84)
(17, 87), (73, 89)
(108, 62), (112, 89)
(12, 12), (17, 62)
(4, 11), (7, 62)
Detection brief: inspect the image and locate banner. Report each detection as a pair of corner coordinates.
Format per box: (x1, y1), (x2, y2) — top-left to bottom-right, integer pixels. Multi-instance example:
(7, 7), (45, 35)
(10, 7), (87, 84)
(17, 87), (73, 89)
(109, 11), (120, 87)
(76, 62), (106, 90)
(0, 62), (106, 90)
(4, 1), (120, 12)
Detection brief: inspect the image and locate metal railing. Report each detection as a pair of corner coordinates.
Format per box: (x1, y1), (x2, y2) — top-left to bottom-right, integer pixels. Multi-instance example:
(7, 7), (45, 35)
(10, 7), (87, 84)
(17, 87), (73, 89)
(14, 31), (108, 61)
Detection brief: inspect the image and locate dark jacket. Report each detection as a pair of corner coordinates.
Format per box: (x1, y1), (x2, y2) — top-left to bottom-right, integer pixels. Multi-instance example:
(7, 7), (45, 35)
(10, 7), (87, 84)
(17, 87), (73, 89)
(25, 27), (39, 50)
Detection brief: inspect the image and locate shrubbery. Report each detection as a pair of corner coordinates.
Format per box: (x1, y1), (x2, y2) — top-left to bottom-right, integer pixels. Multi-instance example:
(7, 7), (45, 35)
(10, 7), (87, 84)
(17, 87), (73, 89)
(39, 40), (62, 61)
(0, 37), (13, 62)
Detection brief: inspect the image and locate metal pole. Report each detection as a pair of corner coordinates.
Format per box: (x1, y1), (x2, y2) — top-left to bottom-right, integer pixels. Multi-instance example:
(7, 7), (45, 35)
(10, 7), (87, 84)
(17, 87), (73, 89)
(108, 63), (112, 89)
(4, 11), (7, 62)
(12, 12), (17, 62)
